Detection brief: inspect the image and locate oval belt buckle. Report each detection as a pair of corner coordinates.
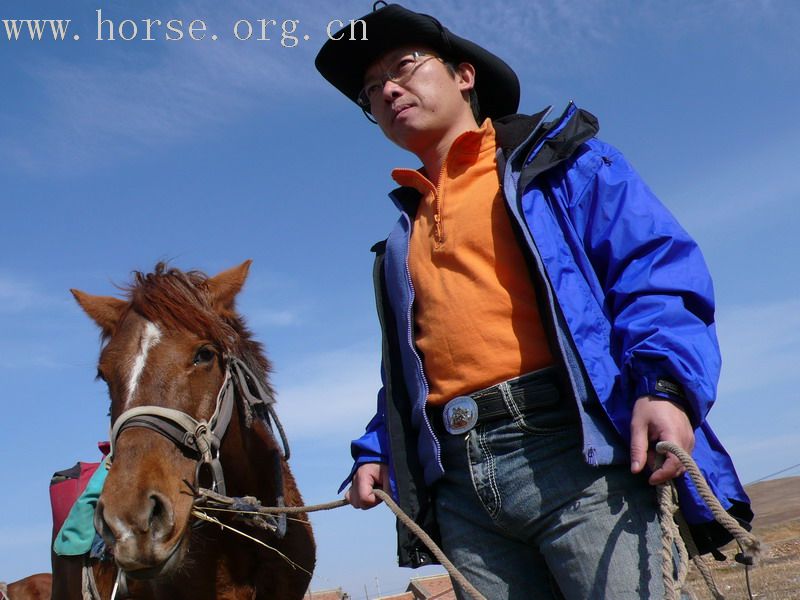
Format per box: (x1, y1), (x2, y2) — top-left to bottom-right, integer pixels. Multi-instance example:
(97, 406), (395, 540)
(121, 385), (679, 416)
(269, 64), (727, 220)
(442, 395), (479, 435)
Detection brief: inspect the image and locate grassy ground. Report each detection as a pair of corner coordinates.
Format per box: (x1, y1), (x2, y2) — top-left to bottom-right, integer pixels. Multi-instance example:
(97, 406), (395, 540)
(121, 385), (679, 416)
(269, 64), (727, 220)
(683, 516), (800, 599)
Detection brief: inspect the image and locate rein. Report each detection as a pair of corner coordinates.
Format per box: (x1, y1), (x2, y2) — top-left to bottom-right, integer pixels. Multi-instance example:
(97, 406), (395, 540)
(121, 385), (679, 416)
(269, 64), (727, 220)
(108, 355), (290, 525)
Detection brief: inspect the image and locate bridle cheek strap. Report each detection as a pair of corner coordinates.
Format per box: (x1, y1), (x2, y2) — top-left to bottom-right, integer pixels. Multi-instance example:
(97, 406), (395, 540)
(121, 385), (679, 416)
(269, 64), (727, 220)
(106, 355), (289, 532)
(109, 366), (234, 495)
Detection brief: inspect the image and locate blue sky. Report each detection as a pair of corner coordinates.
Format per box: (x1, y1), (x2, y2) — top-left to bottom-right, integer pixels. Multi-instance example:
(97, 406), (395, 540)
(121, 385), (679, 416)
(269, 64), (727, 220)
(1, 0), (799, 596)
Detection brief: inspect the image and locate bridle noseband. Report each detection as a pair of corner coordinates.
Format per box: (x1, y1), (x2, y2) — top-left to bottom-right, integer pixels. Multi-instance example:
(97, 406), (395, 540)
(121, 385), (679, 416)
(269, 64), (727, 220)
(108, 355), (289, 500)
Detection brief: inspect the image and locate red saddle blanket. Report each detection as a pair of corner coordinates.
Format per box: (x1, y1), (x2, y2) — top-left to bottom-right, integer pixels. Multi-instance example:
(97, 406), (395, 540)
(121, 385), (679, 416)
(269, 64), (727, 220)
(49, 442), (109, 537)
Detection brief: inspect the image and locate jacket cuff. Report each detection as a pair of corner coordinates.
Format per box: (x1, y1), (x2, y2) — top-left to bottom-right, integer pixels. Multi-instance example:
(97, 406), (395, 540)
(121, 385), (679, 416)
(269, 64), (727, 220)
(337, 456), (385, 494)
(634, 374), (697, 423)
(337, 426), (387, 493)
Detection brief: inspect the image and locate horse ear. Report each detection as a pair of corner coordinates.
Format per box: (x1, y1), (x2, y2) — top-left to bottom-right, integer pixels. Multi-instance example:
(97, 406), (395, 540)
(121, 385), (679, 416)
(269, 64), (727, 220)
(208, 260), (252, 311)
(71, 289), (127, 334)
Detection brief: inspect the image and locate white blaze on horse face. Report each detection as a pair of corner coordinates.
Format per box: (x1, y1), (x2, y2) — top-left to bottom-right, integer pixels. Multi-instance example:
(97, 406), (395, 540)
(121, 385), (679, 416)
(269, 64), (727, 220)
(125, 321), (162, 407)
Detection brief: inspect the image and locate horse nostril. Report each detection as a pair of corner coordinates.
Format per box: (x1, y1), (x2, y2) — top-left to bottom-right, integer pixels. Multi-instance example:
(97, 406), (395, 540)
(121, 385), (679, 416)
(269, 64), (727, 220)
(94, 499), (116, 548)
(148, 492), (175, 543)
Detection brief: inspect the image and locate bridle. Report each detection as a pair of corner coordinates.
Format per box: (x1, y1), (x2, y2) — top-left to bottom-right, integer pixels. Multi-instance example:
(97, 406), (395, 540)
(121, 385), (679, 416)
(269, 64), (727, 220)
(92, 355), (291, 597)
(108, 354), (290, 510)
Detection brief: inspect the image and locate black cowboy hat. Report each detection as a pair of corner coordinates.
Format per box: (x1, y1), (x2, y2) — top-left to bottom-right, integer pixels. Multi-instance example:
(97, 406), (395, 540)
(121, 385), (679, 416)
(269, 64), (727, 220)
(314, 2), (520, 120)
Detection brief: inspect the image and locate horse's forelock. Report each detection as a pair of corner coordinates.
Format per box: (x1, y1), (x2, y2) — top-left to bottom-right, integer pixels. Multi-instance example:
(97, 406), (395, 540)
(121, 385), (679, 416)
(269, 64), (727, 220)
(121, 263), (270, 378)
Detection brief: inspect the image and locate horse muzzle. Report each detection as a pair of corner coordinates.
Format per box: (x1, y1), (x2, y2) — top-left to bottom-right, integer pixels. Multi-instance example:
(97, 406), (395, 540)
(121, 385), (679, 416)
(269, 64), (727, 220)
(95, 491), (186, 578)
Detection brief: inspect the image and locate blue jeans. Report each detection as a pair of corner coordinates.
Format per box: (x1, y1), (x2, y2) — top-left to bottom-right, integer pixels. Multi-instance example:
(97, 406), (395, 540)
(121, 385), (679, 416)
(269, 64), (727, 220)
(434, 377), (664, 599)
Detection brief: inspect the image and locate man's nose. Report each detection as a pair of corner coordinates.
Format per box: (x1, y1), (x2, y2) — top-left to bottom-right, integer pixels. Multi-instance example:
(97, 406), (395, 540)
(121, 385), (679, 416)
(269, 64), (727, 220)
(380, 78), (404, 101)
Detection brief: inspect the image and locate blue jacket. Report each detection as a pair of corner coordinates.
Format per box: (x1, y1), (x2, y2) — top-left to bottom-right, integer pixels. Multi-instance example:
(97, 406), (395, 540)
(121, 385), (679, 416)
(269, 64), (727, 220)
(345, 103), (752, 567)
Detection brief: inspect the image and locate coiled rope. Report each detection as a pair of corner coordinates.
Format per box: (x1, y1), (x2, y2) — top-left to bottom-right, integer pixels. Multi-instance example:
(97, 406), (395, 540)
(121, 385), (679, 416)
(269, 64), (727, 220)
(655, 441), (761, 600)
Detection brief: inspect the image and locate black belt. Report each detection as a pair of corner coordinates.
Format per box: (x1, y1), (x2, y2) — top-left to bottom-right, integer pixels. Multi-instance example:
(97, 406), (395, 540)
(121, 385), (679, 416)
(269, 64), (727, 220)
(431, 366), (564, 435)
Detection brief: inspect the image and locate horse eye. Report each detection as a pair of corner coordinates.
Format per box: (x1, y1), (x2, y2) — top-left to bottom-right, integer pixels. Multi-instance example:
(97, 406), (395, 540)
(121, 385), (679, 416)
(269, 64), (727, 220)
(96, 368), (107, 382)
(193, 347), (216, 365)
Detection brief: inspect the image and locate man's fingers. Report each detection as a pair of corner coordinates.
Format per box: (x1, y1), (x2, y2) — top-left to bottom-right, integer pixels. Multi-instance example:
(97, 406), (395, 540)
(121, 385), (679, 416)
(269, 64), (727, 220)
(648, 453), (685, 485)
(360, 477), (378, 505)
(630, 417), (649, 474)
(347, 463), (387, 510)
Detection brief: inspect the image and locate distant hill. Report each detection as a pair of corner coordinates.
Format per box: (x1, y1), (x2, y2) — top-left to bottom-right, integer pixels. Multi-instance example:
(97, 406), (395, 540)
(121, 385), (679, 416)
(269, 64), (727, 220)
(744, 475), (800, 529)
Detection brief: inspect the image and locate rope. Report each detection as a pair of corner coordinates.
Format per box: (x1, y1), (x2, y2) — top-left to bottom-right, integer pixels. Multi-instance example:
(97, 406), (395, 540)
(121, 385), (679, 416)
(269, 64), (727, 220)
(196, 487), (348, 514)
(676, 508), (725, 600)
(691, 555), (725, 600)
(193, 489), (485, 600)
(196, 442), (761, 600)
(81, 559), (100, 600)
(655, 441), (761, 600)
(191, 509), (313, 576)
(372, 489), (487, 600)
(657, 481), (689, 599)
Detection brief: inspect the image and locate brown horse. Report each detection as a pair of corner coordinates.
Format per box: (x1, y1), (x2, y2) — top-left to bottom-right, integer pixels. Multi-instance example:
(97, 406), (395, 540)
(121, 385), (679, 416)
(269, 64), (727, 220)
(52, 261), (315, 599)
(1, 574), (51, 600)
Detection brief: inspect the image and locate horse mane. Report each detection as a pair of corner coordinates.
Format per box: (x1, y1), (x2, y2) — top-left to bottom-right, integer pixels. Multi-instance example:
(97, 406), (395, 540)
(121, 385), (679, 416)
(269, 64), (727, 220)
(119, 262), (271, 386)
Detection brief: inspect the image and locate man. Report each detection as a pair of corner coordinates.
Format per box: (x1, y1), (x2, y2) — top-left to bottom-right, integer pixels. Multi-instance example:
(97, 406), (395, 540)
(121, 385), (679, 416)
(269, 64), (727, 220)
(315, 4), (752, 598)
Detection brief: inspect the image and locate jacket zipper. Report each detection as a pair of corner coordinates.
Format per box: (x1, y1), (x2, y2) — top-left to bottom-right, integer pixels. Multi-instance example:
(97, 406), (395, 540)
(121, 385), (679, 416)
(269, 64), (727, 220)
(401, 214), (443, 472)
(502, 103), (597, 462)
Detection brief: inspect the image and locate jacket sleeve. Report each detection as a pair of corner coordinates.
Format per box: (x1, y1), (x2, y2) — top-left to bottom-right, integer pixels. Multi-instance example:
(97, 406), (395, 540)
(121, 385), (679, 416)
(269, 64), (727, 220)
(565, 141), (720, 426)
(337, 365), (391, 493)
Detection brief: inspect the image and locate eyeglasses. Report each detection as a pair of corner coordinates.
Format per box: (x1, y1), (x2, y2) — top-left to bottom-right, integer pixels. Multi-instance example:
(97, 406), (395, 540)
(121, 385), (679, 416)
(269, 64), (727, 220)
(357, 51), (440, 112)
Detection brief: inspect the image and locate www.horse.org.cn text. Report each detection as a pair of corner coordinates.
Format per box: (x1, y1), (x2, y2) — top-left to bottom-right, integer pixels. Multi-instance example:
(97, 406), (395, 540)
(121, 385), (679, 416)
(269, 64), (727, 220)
(1, 10), (369, 47)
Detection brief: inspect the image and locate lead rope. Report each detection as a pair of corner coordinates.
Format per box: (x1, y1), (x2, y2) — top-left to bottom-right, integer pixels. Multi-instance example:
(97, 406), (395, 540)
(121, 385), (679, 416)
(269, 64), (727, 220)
(193, 488), (487, 600)
(95, 440), (754, 600)
(655, 441), (760, 600)
(196, 440), (755, 600)
(372, 489), (486, 600)
(197, 448), (758, 600)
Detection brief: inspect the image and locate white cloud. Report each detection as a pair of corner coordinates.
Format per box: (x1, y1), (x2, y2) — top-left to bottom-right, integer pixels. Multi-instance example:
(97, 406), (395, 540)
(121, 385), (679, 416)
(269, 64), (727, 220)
(272, 345), (381, 440)
(0, 275), (60, 313)
(246, 307), (302, 327)
(726, 432), (800, 458)
(668, 132), (800, 234)
(720, 432), (800, 485)
(6, 0), (793, 173)
(0, 346), (67, 370)
(1, 0), (330, 172)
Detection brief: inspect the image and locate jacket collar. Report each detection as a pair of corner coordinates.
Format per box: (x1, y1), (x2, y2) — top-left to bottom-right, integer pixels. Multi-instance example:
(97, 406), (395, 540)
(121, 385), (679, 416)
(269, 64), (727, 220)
(492, 108), (551, 159)
(387, 105), (599, 216)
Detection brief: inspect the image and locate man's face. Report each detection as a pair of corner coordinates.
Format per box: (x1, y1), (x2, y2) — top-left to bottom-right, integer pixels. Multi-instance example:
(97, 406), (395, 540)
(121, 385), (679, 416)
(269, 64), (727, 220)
(362, 46), (476, 153)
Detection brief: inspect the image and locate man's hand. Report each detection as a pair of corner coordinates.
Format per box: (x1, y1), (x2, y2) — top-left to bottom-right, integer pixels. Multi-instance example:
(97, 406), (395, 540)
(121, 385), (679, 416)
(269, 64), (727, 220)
(630, 395), (695, 485)
(345, 462), (390, 509)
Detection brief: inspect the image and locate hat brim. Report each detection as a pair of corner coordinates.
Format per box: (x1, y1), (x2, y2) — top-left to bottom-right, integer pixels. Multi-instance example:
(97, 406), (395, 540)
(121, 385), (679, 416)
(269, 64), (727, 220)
(315, 4), (519, 120)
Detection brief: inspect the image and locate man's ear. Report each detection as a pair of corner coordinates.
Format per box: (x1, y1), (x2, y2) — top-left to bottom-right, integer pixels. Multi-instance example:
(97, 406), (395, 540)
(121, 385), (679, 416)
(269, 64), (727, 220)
(456, 62), (476, 93)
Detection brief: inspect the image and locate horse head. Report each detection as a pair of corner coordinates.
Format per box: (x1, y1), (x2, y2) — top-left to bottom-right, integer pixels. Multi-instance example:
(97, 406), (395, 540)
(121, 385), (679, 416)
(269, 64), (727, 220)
(71, 260), (278, 579)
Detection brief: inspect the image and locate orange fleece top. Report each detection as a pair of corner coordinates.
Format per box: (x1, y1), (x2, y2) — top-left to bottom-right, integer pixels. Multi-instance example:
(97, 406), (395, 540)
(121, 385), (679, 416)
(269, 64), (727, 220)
(392, 119), (554, 406)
